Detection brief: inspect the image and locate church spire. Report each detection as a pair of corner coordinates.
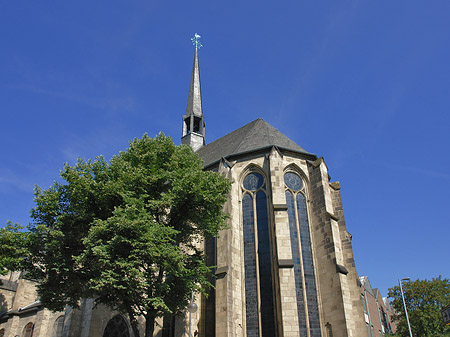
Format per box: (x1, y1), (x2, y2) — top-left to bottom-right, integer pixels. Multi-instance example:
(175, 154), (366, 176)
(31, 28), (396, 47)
(181, 33), (205, 152)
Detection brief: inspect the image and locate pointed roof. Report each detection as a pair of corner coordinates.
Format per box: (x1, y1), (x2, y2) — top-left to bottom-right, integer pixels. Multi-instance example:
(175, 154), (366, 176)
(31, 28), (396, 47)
(185, 48), (203, 117)
(196, 118), (315, 167)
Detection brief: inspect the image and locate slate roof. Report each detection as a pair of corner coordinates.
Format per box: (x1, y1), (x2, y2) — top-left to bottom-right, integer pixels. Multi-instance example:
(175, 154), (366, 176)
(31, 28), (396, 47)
(196, 118), (315, 168)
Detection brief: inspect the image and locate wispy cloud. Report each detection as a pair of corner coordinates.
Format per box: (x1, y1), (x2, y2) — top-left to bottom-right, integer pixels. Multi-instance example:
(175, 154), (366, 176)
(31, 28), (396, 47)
(60, 125), (132, 165)
(369, 160), (450, 182)
(0, 168), (34, 194)
(1, 52), (139, 114)
(4, 82), (137, 113)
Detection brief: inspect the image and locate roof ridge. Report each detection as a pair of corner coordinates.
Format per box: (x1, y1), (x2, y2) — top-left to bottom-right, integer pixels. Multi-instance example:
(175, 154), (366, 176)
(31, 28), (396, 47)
(196, 118), (315, 167)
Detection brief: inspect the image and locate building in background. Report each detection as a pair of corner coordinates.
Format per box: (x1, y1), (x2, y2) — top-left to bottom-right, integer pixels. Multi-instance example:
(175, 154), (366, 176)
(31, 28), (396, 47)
(359, 276), (397, 336)
(0, 271), (64, 337)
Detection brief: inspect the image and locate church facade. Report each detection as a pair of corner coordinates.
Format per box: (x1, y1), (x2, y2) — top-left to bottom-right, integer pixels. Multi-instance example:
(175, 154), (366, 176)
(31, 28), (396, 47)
(1, 46), (371, 337)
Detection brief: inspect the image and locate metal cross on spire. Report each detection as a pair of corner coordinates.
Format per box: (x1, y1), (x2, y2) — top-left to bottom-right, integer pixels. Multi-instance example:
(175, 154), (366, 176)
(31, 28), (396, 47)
(191, 33), (203, 49)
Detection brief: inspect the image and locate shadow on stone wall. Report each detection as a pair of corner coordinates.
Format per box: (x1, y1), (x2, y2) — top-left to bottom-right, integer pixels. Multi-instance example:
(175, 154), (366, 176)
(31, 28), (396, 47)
(0, 293), (7, 312)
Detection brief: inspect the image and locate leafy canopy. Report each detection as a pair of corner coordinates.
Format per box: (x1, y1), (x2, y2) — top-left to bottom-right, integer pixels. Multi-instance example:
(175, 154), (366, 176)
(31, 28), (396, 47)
(22, 133), (230, 337)
(0, 223), (30, 276)
(388, 276), (450, 337)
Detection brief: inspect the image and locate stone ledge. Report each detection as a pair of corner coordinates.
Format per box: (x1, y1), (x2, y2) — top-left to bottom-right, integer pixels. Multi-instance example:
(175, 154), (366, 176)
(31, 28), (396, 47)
(215, 266), (228, 279)
(220, 157), (234, 168)
(278, 259), (294, 268)
(336, 264), (349, 275)
(327, 211), (339, 221)
(329, 181), (341, 190)
(0, 279), (18, 291)
(273, 204), (288, 211)
(312, 157), (324, 168)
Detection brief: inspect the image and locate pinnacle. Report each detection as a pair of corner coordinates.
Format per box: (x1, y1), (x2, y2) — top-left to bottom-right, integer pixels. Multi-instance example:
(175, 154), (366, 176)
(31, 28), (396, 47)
(185, 48), (203, 117)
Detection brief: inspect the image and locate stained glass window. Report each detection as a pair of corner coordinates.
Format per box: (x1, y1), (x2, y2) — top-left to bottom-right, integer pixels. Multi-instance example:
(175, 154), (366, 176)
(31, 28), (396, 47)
(243, 193), (259, 337)
(256, 190), (276, 336)
(284, 172), (303, 191)
(242, 171), (275, 337)
(103, 315), (129, 337)
(286, 190), (307, 336)
(297, 192), (321, 336)
(243, 172), (264, 191)
(284, 171), (321, 337)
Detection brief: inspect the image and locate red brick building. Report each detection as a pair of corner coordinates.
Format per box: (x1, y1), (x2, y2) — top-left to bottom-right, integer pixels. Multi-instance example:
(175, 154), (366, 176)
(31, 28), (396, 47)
(359, 276), (396, 336)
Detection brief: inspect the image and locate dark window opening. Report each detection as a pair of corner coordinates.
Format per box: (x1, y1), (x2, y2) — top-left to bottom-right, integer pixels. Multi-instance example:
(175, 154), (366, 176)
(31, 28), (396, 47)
(23, 323), (34, 337)
(202, 237), (216, 337)
(184, 116), (202, 134)
(193, 117), (201, 133)
(185, 118), (191, 134)
(361, 294), (368, 314)
(326, 323), (333, 337)
(381, 309), (390, 333)
(162, 314), (175, 337)
(103, 315), (129, 337)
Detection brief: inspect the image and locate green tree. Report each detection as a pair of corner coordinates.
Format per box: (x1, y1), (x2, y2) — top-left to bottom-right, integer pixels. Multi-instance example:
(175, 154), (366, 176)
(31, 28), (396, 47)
(20, 133), (230, 337)
(0, 223), (30, 275)
(388, 276), (450, 337)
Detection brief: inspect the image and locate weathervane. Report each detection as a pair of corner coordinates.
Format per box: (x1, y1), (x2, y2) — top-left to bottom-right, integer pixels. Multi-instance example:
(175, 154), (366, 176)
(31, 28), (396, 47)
(191, 33), (203, 49)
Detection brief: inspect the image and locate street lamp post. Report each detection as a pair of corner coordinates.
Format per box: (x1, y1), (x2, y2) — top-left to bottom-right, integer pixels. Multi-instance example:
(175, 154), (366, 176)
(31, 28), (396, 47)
(187, 290), (198, 337)
(399, 277), (413, 337)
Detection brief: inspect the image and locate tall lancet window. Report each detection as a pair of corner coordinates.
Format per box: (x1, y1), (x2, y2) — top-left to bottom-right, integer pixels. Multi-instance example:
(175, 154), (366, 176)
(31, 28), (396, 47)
(284, 171), (321, 337)
(242, 171), (276, 337)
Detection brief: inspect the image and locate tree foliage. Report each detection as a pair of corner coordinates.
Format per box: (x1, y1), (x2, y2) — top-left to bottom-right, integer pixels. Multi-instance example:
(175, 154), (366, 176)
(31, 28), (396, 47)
(15, 133), (230, 337)
(0, 223), (30, 276)
(388, 276), (450, 337)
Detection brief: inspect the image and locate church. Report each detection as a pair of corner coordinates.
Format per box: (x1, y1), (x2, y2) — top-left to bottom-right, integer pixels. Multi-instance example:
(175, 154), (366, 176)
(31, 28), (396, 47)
(1, 39), (375, 337)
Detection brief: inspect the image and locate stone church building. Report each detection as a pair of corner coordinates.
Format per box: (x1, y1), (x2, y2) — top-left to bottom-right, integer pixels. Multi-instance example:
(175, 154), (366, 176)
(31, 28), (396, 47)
(1, 46), (372, 337)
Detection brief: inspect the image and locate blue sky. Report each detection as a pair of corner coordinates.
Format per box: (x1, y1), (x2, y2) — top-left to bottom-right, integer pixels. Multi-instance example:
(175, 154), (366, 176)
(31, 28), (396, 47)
(1, 1), (449, 297)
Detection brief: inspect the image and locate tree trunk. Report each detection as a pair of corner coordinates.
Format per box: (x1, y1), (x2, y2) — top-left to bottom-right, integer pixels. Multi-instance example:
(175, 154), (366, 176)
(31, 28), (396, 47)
(145, 311), (157, 337)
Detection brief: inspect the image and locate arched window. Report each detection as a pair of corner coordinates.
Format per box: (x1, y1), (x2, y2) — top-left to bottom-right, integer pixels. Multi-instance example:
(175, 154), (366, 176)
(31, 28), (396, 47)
(0, 328), (5, 337)
(242, 171), (276, 337)
(284, 171), (321, 337)
(103, 315), (129, 337)
(52, 315), (64, 337)
(22, 323), (34, 337)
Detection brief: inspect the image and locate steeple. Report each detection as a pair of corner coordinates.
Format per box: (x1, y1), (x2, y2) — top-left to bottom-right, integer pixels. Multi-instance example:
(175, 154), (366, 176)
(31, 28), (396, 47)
(181, 33), (205, 152)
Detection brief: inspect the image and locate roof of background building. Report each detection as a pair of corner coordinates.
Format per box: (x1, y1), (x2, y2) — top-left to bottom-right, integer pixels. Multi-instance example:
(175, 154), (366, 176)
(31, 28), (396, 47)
(196, 118), (315, 167)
